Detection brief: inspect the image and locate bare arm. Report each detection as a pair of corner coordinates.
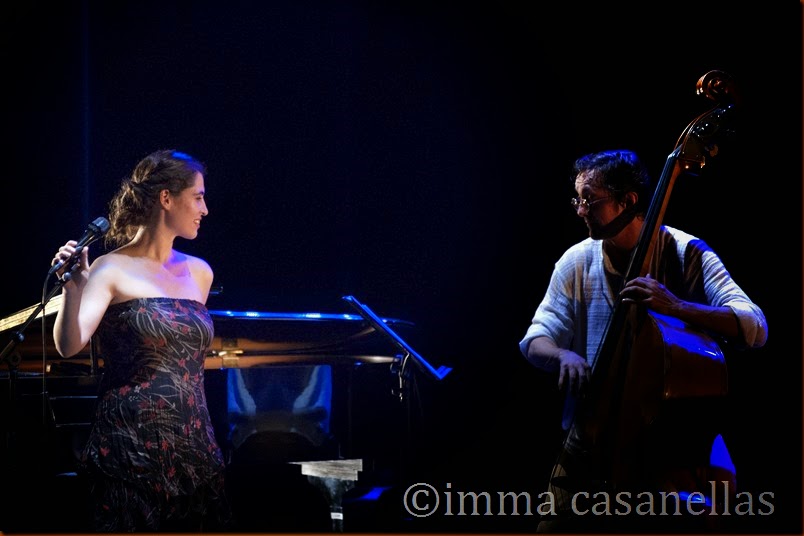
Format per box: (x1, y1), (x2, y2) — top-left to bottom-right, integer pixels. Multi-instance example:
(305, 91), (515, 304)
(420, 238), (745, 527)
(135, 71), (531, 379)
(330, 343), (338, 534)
(52, 245), (113, 357)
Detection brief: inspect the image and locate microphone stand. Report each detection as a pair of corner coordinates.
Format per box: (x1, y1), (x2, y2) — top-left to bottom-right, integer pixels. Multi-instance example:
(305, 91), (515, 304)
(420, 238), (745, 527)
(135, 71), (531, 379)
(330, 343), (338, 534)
(1, 268), (73, 459)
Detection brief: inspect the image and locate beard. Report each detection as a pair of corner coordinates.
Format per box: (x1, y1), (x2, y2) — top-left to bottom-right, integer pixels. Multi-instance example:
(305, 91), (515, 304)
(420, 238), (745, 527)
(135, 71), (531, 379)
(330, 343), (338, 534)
(587, 205), (638, 240)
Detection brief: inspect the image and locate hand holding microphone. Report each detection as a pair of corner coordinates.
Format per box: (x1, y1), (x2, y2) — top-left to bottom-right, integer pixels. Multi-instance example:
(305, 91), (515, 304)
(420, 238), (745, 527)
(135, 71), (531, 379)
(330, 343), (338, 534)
(49, 217), (110, 281)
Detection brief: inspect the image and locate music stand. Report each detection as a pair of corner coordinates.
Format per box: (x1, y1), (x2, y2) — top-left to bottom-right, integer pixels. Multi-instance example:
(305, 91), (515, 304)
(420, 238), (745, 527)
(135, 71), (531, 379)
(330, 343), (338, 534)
(341, 295), (451, 400)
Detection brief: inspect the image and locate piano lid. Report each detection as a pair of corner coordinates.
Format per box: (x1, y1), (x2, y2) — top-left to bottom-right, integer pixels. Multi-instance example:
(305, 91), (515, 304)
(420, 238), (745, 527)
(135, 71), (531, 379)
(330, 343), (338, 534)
(0, 297), (414, 334)
(1, 297), (415, 372)
(0, 297), (62, 334)
(206, 308), (415, 367)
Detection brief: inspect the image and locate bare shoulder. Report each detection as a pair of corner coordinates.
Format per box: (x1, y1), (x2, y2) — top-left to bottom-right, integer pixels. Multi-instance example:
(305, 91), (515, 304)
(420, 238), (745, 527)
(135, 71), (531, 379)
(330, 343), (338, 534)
(88, 250), (131, 275)
(82, 251), (131, 302)
(178, 251), (214, 295)
(183, 253), (213, 277)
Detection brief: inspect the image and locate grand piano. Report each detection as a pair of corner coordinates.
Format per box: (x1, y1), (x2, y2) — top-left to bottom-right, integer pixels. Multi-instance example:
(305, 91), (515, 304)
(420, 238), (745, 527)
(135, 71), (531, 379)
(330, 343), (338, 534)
(0, 294), (444, 532)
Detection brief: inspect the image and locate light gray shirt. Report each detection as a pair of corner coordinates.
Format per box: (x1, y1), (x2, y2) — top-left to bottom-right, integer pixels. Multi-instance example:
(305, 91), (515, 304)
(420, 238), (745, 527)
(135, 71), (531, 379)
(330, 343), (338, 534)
(519, 225), (767, 429)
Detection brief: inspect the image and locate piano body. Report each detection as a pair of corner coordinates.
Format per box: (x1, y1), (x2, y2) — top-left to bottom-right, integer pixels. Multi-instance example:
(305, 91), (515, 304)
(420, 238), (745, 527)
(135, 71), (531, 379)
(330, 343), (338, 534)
(0, 296), (419, 532)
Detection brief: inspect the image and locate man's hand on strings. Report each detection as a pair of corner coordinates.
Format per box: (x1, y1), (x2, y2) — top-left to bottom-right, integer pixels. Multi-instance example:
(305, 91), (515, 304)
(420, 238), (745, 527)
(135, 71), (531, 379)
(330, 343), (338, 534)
(557, 349), (590, 396)
(620, 273), (683, 316)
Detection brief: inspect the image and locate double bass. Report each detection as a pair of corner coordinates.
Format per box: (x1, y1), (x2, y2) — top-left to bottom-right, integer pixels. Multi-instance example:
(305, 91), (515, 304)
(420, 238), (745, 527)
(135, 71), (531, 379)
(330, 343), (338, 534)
(562, 70), (739, 498)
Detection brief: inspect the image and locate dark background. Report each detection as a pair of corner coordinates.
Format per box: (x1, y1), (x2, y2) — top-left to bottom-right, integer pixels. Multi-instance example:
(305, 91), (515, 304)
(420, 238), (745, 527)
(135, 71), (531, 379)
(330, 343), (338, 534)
(1, 1), (801, 533)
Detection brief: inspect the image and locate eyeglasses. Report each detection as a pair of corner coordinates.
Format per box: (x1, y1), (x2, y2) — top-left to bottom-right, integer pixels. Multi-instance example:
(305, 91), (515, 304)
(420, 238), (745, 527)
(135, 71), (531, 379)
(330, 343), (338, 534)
(570, 195), (612, 211)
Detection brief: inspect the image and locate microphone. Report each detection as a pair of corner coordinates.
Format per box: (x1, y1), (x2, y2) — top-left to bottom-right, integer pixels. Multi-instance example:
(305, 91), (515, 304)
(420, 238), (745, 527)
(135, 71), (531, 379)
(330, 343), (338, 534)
(48, 217), (111, 276)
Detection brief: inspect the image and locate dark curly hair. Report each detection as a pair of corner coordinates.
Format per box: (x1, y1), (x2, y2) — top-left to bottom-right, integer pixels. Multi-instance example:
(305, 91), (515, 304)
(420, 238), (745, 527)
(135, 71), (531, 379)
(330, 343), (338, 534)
(105, 149), (206, 248)
(572, 150), (652, 215)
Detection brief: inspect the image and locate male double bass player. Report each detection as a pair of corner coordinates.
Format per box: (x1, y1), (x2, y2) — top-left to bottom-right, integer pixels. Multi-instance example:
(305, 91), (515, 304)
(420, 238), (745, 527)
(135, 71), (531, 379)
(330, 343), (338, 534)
(519, 149), (767, 532)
